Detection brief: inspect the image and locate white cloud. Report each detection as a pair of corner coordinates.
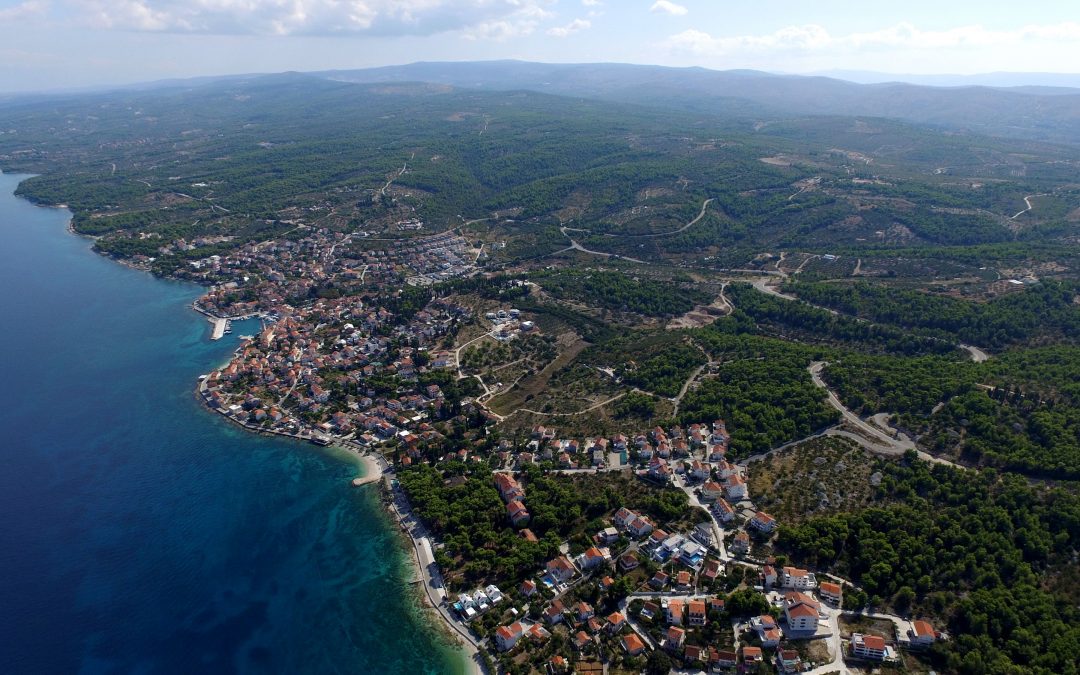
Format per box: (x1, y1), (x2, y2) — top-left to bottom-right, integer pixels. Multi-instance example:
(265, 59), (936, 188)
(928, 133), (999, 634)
(547, 17), (589, 38)
(650, 1), (686, 17)
(69, 0), (557, 38)
(581, 0), (601, 6)
(460, 3), (552, 41)
(0, 0), (49, 22)
(663, 21), (1080, 57)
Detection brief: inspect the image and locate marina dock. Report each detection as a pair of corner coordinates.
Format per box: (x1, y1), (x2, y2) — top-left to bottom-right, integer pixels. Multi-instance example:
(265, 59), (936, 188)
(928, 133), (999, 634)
(209, 317), (228, 340)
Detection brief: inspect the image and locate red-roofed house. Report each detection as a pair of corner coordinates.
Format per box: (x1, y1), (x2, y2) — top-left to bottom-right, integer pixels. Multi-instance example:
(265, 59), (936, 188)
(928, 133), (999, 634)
(507, 499), (531, 527)
(494, 473), (524, 502)
(731, 531), (750, 554)
(546, 556), (576, 583)
(579, 546), (608, 570)
(622, 633), (646, 656)
(684, 644), (703, 664)
(688, 599), (707, 626)
(852, 633), (887, 660)
(784, 591), (821, 632)
(777, 648), (802, 673)
(910, 620), (937, 647)
(723, 473), (747, 500)
(701, 480), (725, 501)
(606, 612), (626, 633)
(665, 626), (686, 652)
(666, 599), (684, 626)
(763, 564), (778, 587)
(711, 648), (738, 668)
(495, 621), (525, 651)
(574, 630), (592, 651)
(781, 566), (817, 589)
(713, 498), (736, 523)
(749, 511), (777, 533)
(818, 581), (843, 604)
(576, 602), (595, 622)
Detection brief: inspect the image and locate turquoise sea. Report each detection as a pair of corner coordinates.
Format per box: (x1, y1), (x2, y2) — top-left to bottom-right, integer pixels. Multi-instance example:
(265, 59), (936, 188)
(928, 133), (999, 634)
(0, 173), (464, 674)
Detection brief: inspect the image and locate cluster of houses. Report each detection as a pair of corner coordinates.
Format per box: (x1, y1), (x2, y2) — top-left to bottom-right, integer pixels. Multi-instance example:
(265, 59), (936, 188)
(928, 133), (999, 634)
(484, 485), (939, 672)
(452, 584), (505, 621)
(494, 620), (552, 652)
(848, 620), (938, 663)
(494, 473), (532, 528)
(523, 421), (730, 474)
(481, 307), (537, 342)
(188, 227), (476, 317)
(201, 291), (475, 447)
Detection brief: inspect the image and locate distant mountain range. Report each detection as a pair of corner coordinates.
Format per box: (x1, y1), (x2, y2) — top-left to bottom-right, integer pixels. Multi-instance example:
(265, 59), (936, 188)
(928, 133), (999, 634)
(807, 69), (1080, 91)
(5, 60), (1080, 146)
(315, 60), (1080, 145)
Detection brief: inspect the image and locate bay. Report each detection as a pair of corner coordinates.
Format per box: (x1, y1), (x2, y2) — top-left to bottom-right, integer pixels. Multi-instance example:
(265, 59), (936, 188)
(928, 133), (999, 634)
(0, 172), (464, 675)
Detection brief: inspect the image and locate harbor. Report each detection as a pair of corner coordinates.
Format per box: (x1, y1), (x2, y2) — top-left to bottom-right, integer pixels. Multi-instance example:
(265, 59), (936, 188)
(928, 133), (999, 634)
(209, 317), (229, 340)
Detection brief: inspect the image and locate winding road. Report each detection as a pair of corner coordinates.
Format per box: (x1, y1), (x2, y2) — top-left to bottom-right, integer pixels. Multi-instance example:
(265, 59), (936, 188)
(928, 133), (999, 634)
(619, 197), (715, 238)
(809, 361), (961, 468)
(1011, 194), (1041, 220)
(551, 197), (717, 263)
(747, 276), (988, 362)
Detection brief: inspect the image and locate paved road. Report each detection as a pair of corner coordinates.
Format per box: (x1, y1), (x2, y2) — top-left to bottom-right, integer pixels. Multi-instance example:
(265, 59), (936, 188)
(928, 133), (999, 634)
(809, 362), (961, 468)
(810, 362), (915, 454)
(672, 474), (729, 561)
(387, 483), (486, 673)
(556, 229), (649, 264)
(751, 276), (800, 302)
(743, 277), (990, 363)
(806, 606), (851, 675)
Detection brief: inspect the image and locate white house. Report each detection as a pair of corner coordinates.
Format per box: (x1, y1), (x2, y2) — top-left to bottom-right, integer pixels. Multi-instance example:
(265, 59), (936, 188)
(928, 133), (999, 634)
(723, 474), (747, 500)
(781, 566), (817, 590)
(749, 511), (777, 534)
(818, 581), (842, 605)
(496, 621), (525, 651)
(910, 620), (937, 647)
(851, 633), (887, 660)
(783, 592), (821, 632)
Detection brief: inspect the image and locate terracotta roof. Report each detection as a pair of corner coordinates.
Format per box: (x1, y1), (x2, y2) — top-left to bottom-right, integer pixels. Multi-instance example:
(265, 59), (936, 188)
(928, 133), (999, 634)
(861, 634), (886, 650)
(622, 634), (645, 653)
(787, 602), (818, 618)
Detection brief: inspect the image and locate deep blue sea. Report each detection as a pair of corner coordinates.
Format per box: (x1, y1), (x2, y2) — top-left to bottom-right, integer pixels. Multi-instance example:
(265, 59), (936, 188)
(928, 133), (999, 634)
(0, 173), (464, 675)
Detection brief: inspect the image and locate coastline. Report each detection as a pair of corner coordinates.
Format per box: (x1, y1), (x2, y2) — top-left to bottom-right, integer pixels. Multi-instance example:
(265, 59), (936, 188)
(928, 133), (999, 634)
(0, 172), (476, 675)
(195, 340), (486, 674)
(381, 472), (487, 675)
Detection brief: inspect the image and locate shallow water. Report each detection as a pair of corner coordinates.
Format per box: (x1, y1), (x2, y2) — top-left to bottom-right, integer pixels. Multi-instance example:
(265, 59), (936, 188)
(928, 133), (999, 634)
(0, 173), (463, 674)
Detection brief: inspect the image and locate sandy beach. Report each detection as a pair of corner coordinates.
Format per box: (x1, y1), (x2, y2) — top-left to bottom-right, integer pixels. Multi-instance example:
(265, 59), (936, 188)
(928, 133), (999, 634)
(350, 453), (384, 486)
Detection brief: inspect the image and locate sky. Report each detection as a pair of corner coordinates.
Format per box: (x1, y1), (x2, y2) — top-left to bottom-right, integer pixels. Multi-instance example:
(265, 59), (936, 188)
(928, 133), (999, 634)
(1, 0), (1079, 92)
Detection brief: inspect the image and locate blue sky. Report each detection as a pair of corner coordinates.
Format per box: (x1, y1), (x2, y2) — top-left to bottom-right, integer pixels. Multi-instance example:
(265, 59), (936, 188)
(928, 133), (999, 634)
(1, 0), (1079, 92)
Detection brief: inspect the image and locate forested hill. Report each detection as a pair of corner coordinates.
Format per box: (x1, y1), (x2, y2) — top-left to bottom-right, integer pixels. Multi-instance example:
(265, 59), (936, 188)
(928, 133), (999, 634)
(1, 72), (1078, 279)
(320, 61), (1080, 145)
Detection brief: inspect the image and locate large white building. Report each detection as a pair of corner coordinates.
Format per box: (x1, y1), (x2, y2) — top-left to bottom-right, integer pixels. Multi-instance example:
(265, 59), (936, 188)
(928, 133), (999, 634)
(783, 592), (821, 632)
(781, 566), (817, 590)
